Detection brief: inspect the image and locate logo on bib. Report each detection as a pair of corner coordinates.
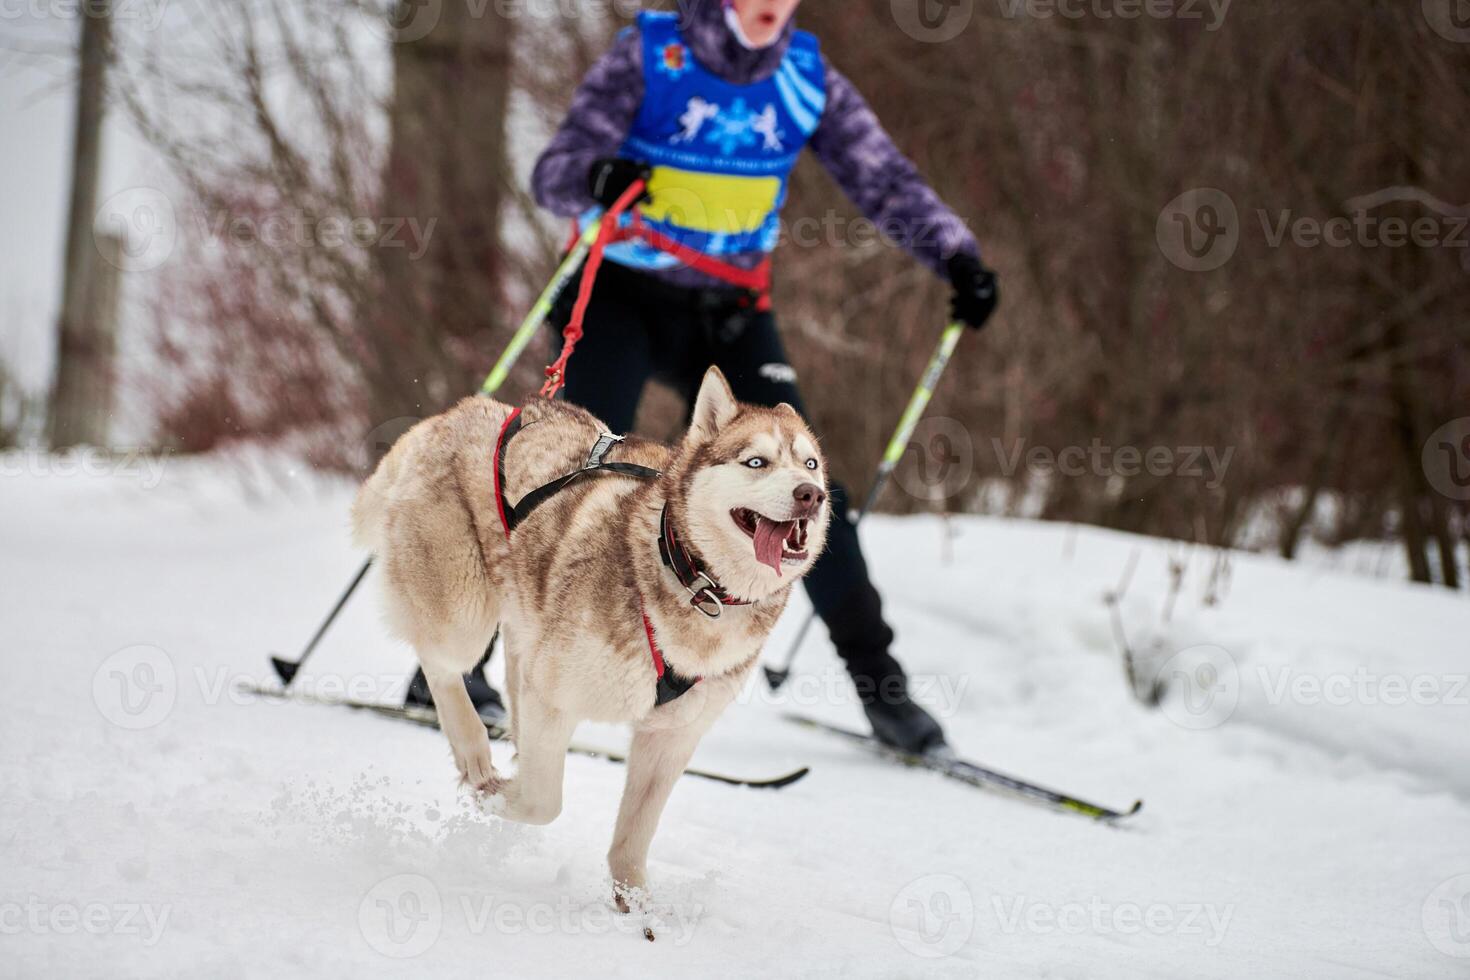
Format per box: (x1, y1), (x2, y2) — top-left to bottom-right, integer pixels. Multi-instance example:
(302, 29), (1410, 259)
(657, 41), (691, 80)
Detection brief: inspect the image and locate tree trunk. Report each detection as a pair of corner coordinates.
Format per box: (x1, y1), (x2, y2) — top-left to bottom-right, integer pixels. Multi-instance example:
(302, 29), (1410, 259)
(47, 1), (113, 449)
(369, 0), (515, 452)
(1429, 494), (1461, 589)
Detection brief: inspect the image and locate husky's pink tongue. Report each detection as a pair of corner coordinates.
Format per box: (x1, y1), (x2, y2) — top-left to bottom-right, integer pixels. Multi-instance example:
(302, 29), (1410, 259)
(753, 517), (795, 576)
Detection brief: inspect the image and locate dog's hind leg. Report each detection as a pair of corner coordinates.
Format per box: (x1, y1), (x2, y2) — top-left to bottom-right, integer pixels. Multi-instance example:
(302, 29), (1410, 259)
(381, 568), (501, 791)
(370, 449), (503, 791)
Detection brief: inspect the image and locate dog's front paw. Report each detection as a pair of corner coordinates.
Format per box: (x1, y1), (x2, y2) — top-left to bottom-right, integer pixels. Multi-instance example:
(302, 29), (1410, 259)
(611, 873), (648, 915)
(462, 771), (506, 798)
(612, 882), (643, 918)
(611, 879), (657, 941)
(453, 741), (500, 794)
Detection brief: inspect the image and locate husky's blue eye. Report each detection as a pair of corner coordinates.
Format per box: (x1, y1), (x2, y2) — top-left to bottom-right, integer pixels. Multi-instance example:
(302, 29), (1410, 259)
(805, 459), (818, 470)
(744, 457), (767, 469)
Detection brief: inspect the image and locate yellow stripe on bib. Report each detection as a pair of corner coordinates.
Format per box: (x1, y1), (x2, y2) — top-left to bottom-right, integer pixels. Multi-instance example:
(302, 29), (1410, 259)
(639, 166), (782, 235)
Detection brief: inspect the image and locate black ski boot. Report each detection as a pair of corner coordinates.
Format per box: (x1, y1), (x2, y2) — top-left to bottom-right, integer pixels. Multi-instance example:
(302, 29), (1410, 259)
(405, 667), (506, 725)
(849, 653), (947, 755)
(824, 578), (948, 755)
(405, 638), (506, 725)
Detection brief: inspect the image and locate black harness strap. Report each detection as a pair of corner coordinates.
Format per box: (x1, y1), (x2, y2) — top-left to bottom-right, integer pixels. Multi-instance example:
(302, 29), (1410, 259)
(497, 419), (660, 535)
(655, 665), (700, 706)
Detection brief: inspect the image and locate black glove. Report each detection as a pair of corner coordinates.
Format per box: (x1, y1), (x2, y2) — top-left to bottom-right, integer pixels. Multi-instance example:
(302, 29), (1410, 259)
(946, 253), (999, 331)
(587, 158), (652, 209)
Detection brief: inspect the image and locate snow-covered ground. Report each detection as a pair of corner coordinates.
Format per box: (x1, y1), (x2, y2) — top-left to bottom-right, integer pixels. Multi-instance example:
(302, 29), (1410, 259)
(3, 451), (1468, 978)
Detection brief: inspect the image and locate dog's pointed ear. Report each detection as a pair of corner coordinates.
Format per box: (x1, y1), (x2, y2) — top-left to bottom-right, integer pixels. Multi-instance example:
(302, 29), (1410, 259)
(690, 366), (738, 441)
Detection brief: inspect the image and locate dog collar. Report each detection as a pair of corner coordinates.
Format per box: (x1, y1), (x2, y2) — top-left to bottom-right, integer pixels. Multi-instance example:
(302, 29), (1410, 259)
(657, 505), (753, 618)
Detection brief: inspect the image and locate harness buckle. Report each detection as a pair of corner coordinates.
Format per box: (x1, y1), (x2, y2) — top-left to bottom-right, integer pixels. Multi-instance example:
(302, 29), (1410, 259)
(585, 431), (625, 468)
(685, 571), (723, 619)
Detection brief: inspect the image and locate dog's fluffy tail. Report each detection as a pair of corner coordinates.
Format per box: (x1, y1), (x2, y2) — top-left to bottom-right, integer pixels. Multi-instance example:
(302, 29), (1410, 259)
(351, 437), (409, 553)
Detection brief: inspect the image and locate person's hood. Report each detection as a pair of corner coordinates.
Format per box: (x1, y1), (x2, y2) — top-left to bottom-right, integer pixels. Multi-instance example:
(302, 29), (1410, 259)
(676, 0), (795, 85)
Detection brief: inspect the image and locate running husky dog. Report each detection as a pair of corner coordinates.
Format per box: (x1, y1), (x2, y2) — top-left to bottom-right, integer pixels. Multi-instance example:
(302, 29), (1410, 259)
(352, 366), (829, 902)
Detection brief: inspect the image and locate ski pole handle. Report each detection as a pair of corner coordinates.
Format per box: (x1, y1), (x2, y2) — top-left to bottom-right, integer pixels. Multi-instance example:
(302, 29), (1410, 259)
(479, 223), (603, 396)
(878, 321), (965, 478)
(855, 320), (965, 521)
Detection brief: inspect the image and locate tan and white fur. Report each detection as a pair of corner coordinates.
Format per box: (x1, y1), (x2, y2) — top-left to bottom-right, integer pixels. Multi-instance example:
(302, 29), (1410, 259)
(351, 367), (829, 905)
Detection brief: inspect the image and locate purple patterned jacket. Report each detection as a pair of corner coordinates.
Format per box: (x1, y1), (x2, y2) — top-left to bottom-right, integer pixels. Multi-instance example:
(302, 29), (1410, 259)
(530, 0), (979, 291)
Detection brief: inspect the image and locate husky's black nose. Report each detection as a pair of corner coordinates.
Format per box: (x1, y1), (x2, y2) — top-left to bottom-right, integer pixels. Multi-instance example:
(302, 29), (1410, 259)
(792, 483), (826, 515)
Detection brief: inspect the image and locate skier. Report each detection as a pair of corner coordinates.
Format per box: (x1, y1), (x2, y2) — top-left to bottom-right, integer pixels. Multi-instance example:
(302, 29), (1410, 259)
(415, 0), (999, 753)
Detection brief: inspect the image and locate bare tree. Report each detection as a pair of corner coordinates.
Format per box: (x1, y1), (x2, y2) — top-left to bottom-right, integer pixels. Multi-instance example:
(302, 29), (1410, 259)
(48, 0), (116, 449)
(114, 0), (1467, 585)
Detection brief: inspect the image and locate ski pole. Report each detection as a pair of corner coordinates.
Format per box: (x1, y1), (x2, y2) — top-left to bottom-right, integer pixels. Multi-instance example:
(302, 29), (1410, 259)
(762, 320), (967, 693)
(480, 223), (602, 396)
(270, 560), (372, 686)
(269, 225), (603, 688)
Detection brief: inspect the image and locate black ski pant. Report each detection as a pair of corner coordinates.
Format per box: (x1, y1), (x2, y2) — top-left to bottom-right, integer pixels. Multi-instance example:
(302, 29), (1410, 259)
(547, 261), (901, 681)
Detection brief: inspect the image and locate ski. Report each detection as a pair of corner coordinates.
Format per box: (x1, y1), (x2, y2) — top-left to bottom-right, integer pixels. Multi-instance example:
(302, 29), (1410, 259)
(238, 683), (810, 790)
(783, 714), (1141, 821)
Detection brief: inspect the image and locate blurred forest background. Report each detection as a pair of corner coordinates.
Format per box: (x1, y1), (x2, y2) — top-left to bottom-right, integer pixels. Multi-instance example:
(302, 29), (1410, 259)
(13, 0), (1469, 588)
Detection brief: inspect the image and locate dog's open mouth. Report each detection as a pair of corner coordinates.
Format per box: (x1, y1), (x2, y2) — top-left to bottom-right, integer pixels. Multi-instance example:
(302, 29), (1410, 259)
(731, 508), (809, 576)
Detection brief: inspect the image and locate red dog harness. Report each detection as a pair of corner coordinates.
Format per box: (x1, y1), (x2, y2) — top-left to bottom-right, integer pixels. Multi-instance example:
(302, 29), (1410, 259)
(543, 179), (770, 400)
(608, 212), (772, 311)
